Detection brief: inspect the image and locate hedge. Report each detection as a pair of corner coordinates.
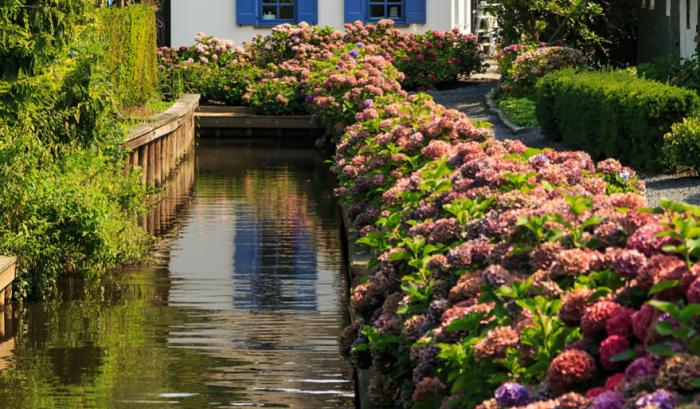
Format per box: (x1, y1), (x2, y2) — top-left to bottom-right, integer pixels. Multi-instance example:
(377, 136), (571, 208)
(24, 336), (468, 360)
(99, 5), (157, 107)
(536, 69), (700, 171)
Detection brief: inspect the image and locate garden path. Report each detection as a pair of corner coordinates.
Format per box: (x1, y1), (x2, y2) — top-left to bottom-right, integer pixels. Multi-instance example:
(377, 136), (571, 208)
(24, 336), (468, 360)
(429, 79), (700, 207)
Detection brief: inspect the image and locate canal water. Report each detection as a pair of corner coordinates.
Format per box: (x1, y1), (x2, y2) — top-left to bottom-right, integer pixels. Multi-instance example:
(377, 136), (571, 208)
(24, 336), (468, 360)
(0, 141), (353, 408)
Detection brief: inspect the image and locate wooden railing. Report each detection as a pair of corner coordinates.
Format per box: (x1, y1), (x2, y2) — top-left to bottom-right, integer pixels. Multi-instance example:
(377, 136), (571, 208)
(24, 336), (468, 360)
(0, 257), (16, 309)
(124, 94), (199, 187)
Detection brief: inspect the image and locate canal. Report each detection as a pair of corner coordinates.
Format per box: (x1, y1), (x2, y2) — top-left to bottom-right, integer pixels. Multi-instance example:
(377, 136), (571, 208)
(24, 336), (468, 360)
(0, 140), (354, 408)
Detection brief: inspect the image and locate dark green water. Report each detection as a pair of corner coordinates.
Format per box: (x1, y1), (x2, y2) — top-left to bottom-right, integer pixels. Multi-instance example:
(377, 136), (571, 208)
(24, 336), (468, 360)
(0, 141), (353, 408)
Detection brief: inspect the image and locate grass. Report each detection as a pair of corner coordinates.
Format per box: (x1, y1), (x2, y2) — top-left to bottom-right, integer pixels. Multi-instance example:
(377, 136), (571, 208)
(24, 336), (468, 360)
(121, 99), (175, 126)
(498, 97), (539, 128)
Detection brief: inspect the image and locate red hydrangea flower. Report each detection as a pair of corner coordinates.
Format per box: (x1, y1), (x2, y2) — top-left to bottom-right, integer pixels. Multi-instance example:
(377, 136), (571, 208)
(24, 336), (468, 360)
(411, 377), (446, 401)
(600, 336), (629, 370)
(686, 277), (700, 304)
(581, 301), (623, 337)
(547, 349), (596, 393)
(632, 303), (656, 342)
(559, 289), (594, 326)
(606, 308), (634, 338)
(604, 373), (626, 390)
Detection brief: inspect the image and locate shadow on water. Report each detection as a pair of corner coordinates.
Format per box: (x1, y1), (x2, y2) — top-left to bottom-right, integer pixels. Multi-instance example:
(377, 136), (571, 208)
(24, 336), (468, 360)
(0, 139), (353, 409)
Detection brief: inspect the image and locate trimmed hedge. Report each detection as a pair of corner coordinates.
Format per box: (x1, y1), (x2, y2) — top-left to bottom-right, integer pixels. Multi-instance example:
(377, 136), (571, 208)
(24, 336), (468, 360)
(536, 69), (700, 171)
(99, 5), (157, 107)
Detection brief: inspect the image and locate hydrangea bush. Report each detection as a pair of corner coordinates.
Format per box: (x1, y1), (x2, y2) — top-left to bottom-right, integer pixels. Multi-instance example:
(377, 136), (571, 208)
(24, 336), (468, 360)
(337, 88), (700, 407)
(157, 20), (484, 111)
(329, 57), (700, 409)
(497, 44), (586, 97)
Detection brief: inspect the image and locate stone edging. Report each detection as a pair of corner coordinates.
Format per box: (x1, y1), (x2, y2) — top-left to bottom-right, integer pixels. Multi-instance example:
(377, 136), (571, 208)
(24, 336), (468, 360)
(339, 205), (375, 409)
(485, 89), (528, 135)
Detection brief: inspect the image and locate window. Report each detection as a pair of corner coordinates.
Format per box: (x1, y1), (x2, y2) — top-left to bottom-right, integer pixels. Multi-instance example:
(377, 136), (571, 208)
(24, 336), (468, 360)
(260, 0), (296, 22)
(237, 0), (317, 26)
(368, 0), (404, 21)
(344, 0), (425, 25)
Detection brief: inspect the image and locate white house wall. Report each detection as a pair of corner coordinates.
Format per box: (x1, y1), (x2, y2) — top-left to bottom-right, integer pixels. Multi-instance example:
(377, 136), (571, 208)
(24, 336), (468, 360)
(171, 0), (468, 46)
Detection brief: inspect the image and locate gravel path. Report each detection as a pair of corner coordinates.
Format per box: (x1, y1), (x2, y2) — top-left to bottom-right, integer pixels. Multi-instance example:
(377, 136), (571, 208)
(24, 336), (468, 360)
(429, 80), (700, 207)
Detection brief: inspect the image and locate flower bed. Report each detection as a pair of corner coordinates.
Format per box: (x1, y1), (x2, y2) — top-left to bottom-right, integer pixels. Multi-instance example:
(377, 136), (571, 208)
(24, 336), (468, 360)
(157, 22), (700, 409)
(156, 20), (483, 113)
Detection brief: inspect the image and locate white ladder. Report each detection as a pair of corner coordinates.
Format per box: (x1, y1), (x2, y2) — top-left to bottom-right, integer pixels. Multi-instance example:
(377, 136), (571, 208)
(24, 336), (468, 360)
(474, 1), (499, 55)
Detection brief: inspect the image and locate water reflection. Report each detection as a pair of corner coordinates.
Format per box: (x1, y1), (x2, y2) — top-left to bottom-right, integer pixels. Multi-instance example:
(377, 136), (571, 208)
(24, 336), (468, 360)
(0, 141), (352, 408)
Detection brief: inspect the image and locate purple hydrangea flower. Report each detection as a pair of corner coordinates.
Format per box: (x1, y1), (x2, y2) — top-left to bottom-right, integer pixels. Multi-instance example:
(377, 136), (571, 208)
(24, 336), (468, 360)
(635, 389), (677, 409)
(349, 49), (360, 58)
(363, 99), (374, 109)
(495, 382), (529, 407)
(356, 42), (365, 48)
(592, 391), (625, 409)
(625, 357), (656, 381)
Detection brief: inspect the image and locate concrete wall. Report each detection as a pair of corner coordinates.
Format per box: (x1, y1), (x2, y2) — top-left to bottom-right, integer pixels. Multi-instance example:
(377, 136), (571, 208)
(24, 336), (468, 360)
(171, 0), (470, 46)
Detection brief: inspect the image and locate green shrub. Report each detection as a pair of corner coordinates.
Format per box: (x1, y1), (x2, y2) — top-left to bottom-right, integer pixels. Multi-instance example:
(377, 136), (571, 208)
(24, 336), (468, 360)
(99, 5), (157, 107)
(187, 63), (261, 106)
(637, 52), (700, 95)
(662, 117), (700, 174)
(0, 0), (91, 80)
(498, 97), (538, 128)
(537, 69), (700, 170)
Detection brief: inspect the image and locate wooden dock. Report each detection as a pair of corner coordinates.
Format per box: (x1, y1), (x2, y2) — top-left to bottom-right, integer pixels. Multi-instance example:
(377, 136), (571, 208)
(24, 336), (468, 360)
(196, 105), (323, 140)
(124, 94), (199, 187)
(0, 257), (16, 308)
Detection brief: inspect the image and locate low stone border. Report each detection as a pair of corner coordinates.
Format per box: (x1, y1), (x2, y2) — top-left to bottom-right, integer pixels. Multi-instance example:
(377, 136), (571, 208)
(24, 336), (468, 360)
(485, 89), (528, 135)
(339, 205), (374, 409)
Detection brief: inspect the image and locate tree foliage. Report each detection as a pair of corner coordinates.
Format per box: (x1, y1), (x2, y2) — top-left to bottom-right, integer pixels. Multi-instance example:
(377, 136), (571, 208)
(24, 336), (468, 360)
(487, 0), (639, 65)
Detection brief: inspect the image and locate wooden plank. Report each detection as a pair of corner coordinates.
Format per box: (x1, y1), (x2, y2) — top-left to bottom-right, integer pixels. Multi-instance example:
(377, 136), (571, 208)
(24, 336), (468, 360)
(196, 113), (320, 129)
(0, 257), (16, 296)
(124, 94), (199, 150)
(197, 105), (256, 114)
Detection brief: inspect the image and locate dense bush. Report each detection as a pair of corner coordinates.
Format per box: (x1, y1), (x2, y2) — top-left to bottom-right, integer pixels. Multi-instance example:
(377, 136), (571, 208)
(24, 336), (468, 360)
(536, 69), (700, 170)
(0, 5), (150, 298)
(392, 29), (483, 90)
(497, 45), (586, 97)
(638, 53), (700, 96)
(662, 117), (700, 175)
(157, 20), (484, 110)
(331, 61), (700, 408)
(0, 0), (92, 80)
(486, 0), (639, 65)
(99, 4), (158, 107)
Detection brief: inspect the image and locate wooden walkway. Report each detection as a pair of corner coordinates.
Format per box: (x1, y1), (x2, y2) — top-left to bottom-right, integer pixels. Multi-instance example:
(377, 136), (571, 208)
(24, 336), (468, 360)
(124, 94), (199, 187)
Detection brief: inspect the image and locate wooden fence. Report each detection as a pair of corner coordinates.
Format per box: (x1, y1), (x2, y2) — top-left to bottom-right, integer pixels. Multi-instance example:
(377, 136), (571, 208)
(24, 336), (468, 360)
(124, 94), (198, 187)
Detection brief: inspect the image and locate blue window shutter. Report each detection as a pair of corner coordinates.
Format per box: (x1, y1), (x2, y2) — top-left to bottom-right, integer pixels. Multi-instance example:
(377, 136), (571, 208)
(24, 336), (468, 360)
(344, 0), (365, 23)
(297, 0), (318, 24)
(405, 0), (426, 24)
(237, 0), (256, 25)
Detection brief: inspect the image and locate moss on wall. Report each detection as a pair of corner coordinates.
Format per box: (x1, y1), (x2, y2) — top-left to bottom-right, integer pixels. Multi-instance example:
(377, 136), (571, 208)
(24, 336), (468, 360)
(99, 5), (158, 107)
